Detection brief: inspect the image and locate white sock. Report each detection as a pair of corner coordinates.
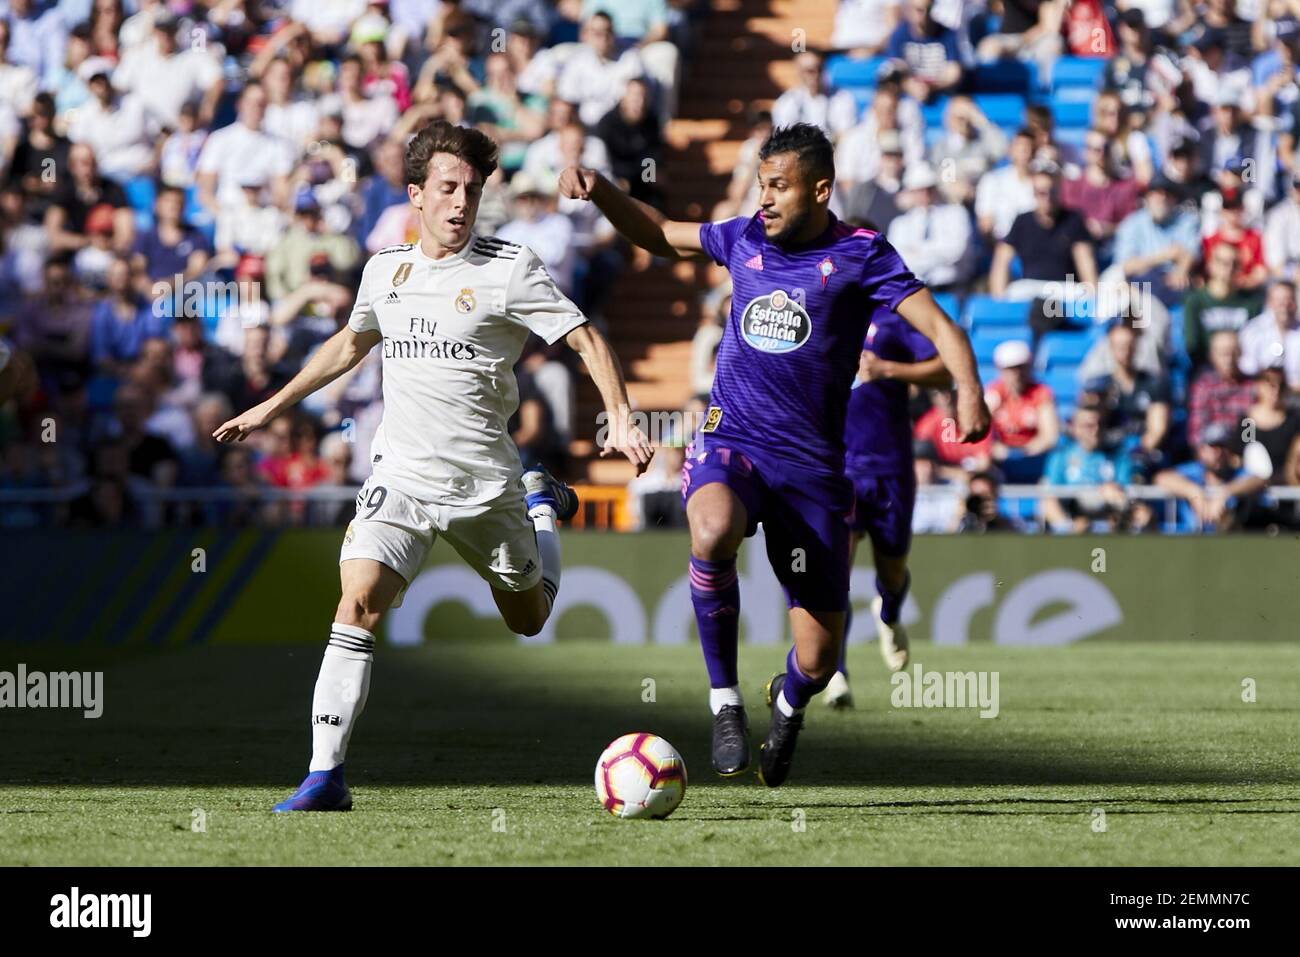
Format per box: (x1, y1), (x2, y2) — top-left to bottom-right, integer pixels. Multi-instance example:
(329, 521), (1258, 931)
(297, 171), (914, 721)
(308, 622), (374, 772)
(532, 508), (561, 614)
(709, 685), (743, 715)
(777, 689), (801, 718)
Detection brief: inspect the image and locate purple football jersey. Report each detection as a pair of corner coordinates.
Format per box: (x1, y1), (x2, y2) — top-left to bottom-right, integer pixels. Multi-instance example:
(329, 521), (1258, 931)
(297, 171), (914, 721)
(844, 304), (937, 477)
(697, 211), (924, 476)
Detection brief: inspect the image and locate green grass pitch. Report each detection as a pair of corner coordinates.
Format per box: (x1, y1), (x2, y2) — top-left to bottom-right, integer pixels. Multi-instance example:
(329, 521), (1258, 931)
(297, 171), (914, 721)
(1, 641), (1298, 865)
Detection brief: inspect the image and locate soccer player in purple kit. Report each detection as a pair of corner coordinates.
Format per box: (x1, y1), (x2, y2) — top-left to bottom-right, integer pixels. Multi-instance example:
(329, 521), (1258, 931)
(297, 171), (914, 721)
(560, 124), (989, 785)
(825, 303), (954, 709)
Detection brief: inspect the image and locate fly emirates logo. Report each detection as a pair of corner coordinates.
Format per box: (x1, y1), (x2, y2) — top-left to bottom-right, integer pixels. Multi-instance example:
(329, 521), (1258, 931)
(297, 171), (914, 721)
(383, 317), (478, 361)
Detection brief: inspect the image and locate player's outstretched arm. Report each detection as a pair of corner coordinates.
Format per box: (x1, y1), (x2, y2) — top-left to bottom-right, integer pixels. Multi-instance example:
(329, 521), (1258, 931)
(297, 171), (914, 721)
(895, 289), (991, 442)
(213, 326), (381, 442)
(564, 322), (654, 475)
(558, 167), (707, 261)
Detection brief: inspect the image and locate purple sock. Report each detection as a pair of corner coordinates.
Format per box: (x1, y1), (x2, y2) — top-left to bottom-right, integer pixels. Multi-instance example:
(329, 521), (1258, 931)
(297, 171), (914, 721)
(876, 571), (911, 625)
(782, 645), (830, 710)
(690, 555), (740, 688)
(837, 604), (853, 676)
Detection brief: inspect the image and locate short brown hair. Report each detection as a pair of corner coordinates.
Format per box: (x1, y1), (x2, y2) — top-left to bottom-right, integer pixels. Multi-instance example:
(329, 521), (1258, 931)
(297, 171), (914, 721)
(404, 121), (499, 187)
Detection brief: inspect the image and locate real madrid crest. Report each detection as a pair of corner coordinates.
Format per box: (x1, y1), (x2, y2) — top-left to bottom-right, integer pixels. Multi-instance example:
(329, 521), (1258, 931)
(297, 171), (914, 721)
(392, 262), (412, 286)
(455, 287), (476, 314)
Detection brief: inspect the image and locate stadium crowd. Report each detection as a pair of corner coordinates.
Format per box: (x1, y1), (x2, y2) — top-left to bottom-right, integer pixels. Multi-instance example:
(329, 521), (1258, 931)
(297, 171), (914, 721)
(2, 0), (1300, 535)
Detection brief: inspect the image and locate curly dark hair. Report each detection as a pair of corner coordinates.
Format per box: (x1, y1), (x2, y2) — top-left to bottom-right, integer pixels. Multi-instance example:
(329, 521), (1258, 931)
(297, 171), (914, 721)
(404, 121), (499, 187)
(757, 122), (834, 184)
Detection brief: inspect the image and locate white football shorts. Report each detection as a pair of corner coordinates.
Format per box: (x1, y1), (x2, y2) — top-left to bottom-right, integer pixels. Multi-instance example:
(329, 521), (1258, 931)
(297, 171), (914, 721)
(339, 476), (542, 606)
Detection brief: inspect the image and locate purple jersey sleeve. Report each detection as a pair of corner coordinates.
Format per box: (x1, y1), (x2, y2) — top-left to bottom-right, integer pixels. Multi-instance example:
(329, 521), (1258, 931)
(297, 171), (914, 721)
(859, 235), (926, 311)
(698, 214), (757, 267)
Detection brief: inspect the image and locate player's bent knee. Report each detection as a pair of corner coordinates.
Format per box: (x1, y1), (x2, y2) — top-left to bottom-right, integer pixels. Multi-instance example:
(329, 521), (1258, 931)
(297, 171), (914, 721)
(690, 515), (743, 559)
(335, 590), (389, 631)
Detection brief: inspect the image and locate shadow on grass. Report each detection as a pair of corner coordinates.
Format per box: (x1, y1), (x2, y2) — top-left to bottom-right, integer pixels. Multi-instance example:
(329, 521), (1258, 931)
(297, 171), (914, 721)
(1, 642), (1297, 792)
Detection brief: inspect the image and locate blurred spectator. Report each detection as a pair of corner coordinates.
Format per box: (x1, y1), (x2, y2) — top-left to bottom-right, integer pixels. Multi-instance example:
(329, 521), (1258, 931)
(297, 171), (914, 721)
(466, 51), (544, 172)
(1091, 89), (1154, 187)
(596, 77), (663, 207)
(1040, 403), (1132, 534)
(112, 15), (223, 129)
(3, 0), (69, 83)
(1080, 318), (1172, 476)
(1059, 129), (1141, 252)
(885, 0), (964, 103)
(265, 190), (361, 303)
(497, 174), (576, 297)
(927, 95), (1006, 205)
(13, 256), (95, 385)
(975, 127), (1036, 241)
(1187, 329), (1254, 447)
(0, 19), (37, 117)
(132, 185), (211, 284)
(887, 162), (974, 291)
(772, 50), (858, 140)
(1109, 175), (1200, 307)
(523, 98), (611, 184)
(510, 351), (564, 476)
(521, 339), (575, 447)
(1265, 168), (1300, 283)
(1202, 185), (1268, 291)
(914, 387), (992, 475)
(157, 101), (207, 190)
(261, 57), (320, 155)
(830, 0), (900, 56)
(215, 172), (289, 266)
(840, 128), (905, 230)
(714, 108), (771, 221)
(580, 0), (681, 122)
(196, 84), (293, 214)
(556, 12), (645, 129)
(692, 280), (728, 395)
(990, 160), (1097, 299)
(975, 0), (1064, 81)
(1183, 240), (1264, 368)
(66, 67), (154, 182)
(626, 438), (685, 529)
(1154, 422), (1267, 532)
(45, 141), (132, 255)
(956, 470), (1022, 532)
(985, 339), (1060, 483)
(1238, 279), (1300, 388)
(837, 80), (924, 198)
(88, 254), (164, 376)
(1245, 364), (1300, 482)
(1160, 137), (1216, 208)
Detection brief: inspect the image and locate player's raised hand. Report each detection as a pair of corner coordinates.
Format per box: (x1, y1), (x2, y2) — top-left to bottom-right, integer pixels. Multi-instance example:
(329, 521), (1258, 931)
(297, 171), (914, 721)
(955, 388), (992, 443)
(558, 166), (598, 201)
(213, 402), (274, 443)
(600, 410), (654, 475)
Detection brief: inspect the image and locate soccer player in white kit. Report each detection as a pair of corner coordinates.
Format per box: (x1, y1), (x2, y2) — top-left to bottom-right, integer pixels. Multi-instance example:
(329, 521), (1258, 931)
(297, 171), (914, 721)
(214, 121), (653, 811)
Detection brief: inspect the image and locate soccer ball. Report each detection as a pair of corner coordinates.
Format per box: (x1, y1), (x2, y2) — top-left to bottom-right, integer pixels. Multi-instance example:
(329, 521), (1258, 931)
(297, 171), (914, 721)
(594, 733), (687, 819)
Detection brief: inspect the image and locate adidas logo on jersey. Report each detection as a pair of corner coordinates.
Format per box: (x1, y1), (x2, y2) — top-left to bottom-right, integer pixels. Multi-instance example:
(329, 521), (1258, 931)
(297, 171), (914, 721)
(384, 291), (401, 304)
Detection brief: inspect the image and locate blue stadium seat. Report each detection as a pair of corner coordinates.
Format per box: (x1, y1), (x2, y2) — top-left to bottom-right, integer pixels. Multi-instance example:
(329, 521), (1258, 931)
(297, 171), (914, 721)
(972, 93), (1027, 129)
(921, 97), (948, 129)
(971, 327), (1029, 364)
(963, 295), (1030, 331)
(125, 175), (156, 231)
(1051, 88), (1094, 129)
(1041, 367), (1080, 404)
(825, 55), (886, 91)
(1036, 330), (1092, 371)
(972, 59), (1037, 94)
(1051, 56), (1106, 94)
(932, 291), (960, 320)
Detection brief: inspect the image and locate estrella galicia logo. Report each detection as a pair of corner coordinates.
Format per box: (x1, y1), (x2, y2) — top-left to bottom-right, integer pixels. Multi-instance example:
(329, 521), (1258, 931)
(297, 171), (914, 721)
(739, 289), (812, 354)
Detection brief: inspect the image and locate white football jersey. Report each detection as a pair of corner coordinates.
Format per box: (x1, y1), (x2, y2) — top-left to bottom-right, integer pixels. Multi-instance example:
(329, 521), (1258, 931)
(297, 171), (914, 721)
(348, 234), (587, 505)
